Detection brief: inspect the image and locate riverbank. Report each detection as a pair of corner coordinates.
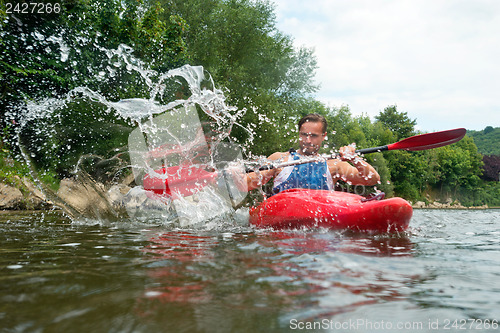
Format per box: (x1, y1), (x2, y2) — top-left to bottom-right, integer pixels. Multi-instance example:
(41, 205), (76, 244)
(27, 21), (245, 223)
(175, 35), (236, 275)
(0, 179), (51, 210)
(412, 200), (489, 209)
(1, 179), (493, 212)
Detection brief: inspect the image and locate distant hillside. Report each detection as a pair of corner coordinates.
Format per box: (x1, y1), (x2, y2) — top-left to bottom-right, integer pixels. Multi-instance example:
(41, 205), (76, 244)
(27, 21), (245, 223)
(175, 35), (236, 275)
(467, 126), (500, 155)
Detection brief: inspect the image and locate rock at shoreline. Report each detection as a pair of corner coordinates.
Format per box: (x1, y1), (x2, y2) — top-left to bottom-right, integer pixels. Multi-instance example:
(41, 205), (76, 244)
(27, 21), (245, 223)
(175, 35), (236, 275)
(412, 200), (487, 209)
(0, 183), (24, 209)
(21, 177), (51, 209)
(413, 201), (426, 208)
(57, 178), (117, 217)
(0, 178), (53, 210)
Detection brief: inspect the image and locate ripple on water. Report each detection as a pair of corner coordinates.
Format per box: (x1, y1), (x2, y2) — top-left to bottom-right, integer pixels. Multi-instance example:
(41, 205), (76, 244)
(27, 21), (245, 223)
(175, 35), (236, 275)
(1, 209), (500, 331)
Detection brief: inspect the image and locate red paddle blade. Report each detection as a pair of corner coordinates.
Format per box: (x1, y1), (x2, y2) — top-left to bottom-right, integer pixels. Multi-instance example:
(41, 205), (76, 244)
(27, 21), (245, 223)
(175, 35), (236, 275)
(387, 128), (466, 151)
(143, 165), (218, 198)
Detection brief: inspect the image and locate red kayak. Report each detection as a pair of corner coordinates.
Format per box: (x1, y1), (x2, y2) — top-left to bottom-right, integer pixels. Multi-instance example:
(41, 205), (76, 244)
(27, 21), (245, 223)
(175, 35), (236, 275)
(249, 189), (412, 233)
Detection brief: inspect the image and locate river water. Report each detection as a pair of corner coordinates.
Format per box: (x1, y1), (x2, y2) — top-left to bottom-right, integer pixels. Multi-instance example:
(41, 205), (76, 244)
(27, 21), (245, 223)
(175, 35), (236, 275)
(1, 209), (500, 333)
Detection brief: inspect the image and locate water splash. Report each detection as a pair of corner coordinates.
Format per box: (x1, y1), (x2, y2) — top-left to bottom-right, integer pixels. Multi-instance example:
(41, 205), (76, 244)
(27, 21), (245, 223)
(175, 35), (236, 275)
(12, 39), (251, 227)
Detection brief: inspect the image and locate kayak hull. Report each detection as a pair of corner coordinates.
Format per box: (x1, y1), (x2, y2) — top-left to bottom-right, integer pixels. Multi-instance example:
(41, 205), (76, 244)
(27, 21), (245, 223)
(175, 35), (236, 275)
(249, 189), (412, 233)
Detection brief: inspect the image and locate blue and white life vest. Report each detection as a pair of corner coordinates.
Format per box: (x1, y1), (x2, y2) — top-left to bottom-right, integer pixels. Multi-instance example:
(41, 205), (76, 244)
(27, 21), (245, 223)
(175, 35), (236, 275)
(272, 150), (334, 195)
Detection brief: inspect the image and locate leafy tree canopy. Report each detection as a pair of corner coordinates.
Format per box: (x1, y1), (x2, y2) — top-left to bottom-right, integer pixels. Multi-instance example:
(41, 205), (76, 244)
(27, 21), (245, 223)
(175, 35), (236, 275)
(161, 0), (319, 155)
(0, 0), (188, 128)
(375, 105), (416, 140)
(467, 127), (500, 155)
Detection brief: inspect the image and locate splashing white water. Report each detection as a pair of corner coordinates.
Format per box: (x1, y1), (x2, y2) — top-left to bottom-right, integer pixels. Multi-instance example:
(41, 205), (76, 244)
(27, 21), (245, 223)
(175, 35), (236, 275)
(13, 40), (251, 227)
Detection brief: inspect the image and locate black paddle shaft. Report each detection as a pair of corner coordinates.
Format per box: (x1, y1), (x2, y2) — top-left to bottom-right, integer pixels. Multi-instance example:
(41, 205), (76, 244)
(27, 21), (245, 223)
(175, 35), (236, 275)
(246, 146), (389, 173)
(355, 145), (389, 154)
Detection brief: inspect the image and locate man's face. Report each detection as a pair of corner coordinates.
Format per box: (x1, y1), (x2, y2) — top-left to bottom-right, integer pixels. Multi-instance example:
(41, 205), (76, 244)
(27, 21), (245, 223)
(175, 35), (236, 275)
(298, 121), (326, 156)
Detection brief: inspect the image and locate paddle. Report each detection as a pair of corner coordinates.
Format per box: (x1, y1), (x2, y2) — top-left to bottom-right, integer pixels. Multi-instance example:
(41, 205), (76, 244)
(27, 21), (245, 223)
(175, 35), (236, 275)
(355, 127), (467, 154)
(256, 128), (467, 171)
(144, 128), (466, 196)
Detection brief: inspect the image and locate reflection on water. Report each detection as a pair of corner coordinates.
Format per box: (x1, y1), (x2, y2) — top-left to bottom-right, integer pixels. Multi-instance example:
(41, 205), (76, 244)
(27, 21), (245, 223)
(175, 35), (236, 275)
(136, 229), (415, 331)
(1, 209), (500, 332)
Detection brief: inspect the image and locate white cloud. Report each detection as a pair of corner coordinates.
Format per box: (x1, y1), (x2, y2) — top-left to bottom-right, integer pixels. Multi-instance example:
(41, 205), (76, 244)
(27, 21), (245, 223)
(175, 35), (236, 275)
(273, 0), (500, 131)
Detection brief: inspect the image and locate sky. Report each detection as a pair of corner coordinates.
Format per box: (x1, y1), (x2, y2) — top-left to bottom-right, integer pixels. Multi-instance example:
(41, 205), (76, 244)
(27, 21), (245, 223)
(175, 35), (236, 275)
(272, 0), (500, 132)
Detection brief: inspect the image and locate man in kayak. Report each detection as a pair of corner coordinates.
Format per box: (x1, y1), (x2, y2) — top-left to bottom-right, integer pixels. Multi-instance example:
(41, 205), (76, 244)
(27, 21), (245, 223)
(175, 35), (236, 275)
(244, 113), (380, 193)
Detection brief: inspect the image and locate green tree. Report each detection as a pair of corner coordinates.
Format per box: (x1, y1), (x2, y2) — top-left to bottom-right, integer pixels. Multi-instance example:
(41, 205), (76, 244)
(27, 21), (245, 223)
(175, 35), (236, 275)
(365, 152), (394, 197)
(384, 150), (427, 201)
(163, 0), (318, 155)
(375, 105), (416, 140)
(483, 126), (494, 134)
(325, 105), (363, 149)
(0, 0), (188, 126)
(427, 135), (483, 197)
(467, 127), (500, 155)
(1, 0), (189, 175)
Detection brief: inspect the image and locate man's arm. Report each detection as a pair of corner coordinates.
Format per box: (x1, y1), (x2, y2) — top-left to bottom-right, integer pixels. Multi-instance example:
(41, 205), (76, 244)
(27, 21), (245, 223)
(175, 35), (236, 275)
(328, 146), (380, 186)
(228, 152), (287, 192)
(244, 152), (287, 191)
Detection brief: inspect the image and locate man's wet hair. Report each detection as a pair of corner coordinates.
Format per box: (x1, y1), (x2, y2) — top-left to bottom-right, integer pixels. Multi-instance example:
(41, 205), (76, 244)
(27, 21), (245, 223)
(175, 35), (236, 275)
(298, 113), (327, 133)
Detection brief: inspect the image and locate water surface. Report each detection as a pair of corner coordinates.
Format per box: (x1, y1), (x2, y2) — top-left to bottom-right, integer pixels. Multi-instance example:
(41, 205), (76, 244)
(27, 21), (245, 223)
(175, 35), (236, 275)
(1, 209), (499, 332)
